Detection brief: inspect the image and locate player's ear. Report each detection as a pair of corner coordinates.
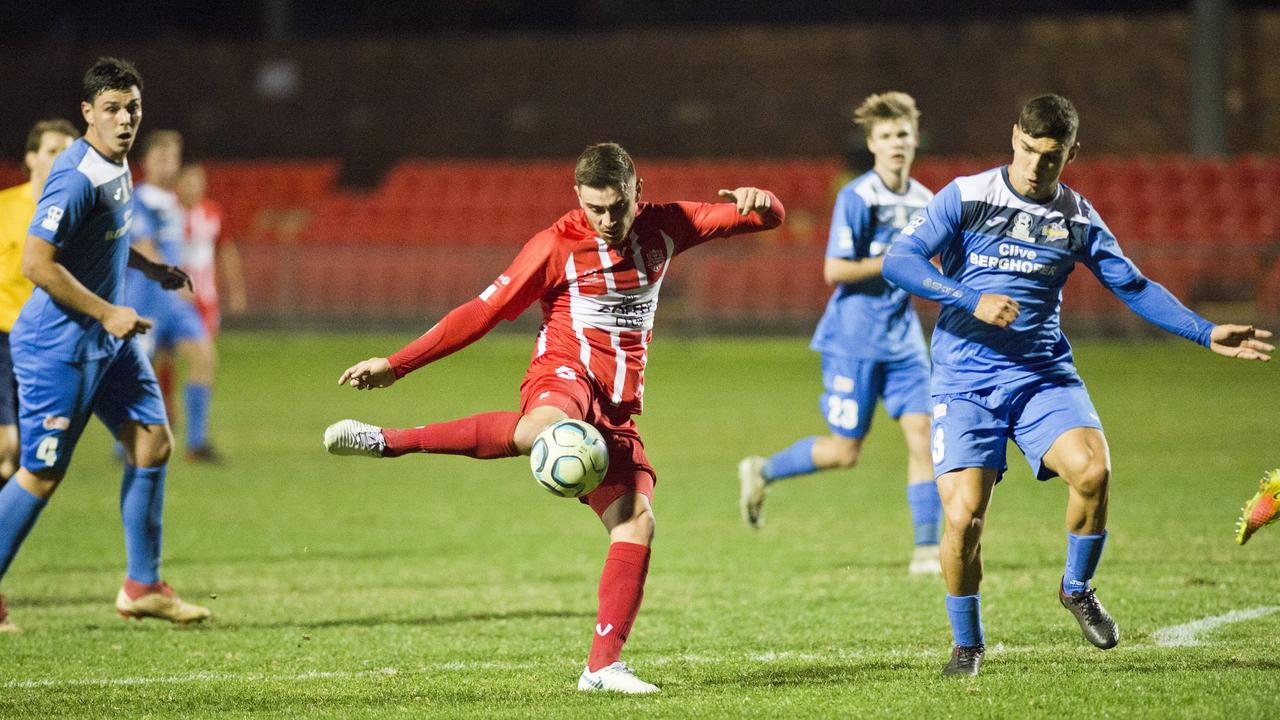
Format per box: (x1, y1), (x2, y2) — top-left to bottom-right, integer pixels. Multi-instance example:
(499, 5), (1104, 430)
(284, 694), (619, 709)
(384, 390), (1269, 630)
(573, 184), (582, 203)
(633, 177), (643, 202)
(81, 100), (94, 127)
(1066, 141), (1081, 164)
(23, 151), (36, 174)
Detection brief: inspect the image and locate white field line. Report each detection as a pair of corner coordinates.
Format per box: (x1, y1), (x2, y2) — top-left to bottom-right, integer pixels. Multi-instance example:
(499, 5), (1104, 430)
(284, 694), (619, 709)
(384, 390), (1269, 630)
(1151, 605), (1280, 647)
(0, 643), (1121, 691)
(8, 610), (1280, 692)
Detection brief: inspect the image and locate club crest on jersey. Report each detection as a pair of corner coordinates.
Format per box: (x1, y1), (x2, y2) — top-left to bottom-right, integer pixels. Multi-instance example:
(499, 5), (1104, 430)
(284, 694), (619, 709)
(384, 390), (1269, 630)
(1006, 212), (1035, 242)
(644, 248), (666, 274)
(1040, 220), (1069, 242)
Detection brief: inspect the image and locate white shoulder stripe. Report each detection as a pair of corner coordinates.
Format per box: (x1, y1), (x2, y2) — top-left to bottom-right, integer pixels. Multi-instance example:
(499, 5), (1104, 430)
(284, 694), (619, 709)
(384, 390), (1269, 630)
(76, 150), (128, 188)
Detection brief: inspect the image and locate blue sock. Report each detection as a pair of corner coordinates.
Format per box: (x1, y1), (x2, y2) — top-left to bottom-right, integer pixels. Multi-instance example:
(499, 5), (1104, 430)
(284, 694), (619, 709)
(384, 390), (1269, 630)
(120, 465), (165, 584)
(907, 481), (941, 545)
(945, 594), (984, 647)
(1062, 530), (1107, 595)
(185, 383), (211, 450)
(0, 479), (49, 581)
(762, 437), (818, 483)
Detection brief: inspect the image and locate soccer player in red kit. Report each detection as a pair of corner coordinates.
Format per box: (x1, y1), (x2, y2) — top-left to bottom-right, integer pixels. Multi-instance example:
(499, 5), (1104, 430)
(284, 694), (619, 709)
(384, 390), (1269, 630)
(324, 143), (783, 694)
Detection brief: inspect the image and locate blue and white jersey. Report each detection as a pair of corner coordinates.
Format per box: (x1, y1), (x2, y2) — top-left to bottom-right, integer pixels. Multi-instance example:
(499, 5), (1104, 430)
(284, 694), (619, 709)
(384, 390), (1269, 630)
(884, 166), (1213, 394)
(12, 138), (134, 361)
(131, 183), (183, 265)
(810, 171), (932, 361)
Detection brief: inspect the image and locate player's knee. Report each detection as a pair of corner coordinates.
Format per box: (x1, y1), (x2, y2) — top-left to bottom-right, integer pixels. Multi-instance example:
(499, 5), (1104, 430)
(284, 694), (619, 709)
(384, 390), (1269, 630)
(132, 425), (174, 467)
(513, 407), (567, 453)
(614, 508), (655, 545)
(827, 437), (861, 468)
(1071, 461), (1109, 499)
(943, 507), (984, 544)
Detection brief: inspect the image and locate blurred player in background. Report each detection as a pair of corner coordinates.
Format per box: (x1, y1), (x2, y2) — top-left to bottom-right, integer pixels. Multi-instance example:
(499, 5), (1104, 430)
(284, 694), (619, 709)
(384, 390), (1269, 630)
(0, 58), (209, 632)
(323, 142), (784, 693)
(176, 162), (247, 337)
(124, 131), (222, 463)
(883, 94), (1274, 676)
(0, 119), (78, 481)
(738, 92), (942, 575)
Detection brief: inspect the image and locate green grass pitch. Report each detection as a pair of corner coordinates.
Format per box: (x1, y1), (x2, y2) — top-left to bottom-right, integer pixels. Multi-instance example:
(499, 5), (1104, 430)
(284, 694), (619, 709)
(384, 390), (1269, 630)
(0, 332), (1276, 718)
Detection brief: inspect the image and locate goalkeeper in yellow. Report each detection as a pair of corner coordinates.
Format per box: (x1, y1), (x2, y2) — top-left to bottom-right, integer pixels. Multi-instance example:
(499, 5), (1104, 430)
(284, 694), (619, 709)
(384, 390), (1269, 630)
(0, 120), (78, 481)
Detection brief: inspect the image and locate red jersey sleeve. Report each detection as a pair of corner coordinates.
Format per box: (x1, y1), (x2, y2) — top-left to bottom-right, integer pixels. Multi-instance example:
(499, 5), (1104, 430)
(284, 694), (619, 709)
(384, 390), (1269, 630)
(479, 230), (560, 321)
(386, 231), (560, 378)
(668, 190), (785, 253)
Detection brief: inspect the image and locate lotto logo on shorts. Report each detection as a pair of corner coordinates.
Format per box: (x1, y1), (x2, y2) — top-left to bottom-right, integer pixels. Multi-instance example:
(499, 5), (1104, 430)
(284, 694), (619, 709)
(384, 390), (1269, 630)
(42, 415), (71, 431)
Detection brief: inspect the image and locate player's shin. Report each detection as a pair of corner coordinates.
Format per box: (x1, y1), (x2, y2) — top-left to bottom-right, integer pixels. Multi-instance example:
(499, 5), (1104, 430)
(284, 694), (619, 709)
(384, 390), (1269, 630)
(0, 478), (49, 580)
(381, 412), (521, 459)
(120, 465), (165, 584)
(185, 383), (212, 450)
(762, 436), (819, 482)
(1062, 530), (1107, 595)
(588, 541), (650, 672)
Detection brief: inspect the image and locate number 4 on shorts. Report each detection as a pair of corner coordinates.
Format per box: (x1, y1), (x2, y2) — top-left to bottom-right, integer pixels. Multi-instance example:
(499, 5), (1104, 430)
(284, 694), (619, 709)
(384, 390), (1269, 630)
(36, 436), (59, 466)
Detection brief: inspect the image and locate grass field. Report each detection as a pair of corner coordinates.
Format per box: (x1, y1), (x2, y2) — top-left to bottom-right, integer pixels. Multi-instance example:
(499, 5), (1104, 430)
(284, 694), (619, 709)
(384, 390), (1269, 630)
(0, 331), (1276, 718)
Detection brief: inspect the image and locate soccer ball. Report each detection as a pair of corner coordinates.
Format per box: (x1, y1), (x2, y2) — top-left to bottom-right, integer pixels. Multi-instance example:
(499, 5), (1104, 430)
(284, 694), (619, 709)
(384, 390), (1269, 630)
(530, 419), (609, 498)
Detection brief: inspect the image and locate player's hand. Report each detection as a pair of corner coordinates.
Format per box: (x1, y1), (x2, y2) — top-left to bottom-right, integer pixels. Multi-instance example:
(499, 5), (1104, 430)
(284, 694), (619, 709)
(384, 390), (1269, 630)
(339, 357), (397, 390)
(718, 187), (772, 216)
(101, 305), (152, 340)
(973, 293), (1020, 328)
(145, 262), (194, 292)
(1208, 324), (1274, 361)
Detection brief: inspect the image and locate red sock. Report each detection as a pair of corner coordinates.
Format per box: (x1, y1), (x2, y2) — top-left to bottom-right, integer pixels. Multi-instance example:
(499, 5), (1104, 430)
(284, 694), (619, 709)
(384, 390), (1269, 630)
(381, 412), (520, 459)
(156, 362), (175, 420)
(588, 541), (651, 672)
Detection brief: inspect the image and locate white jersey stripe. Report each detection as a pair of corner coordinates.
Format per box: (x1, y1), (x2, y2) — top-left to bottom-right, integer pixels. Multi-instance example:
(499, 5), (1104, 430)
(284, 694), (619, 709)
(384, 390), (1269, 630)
(629, 231), (649, 287)
(610, 332), (626, 404)
(536, 323), (548, 357)
(595, 238), (617, 292)
(564, 253), (596, 379)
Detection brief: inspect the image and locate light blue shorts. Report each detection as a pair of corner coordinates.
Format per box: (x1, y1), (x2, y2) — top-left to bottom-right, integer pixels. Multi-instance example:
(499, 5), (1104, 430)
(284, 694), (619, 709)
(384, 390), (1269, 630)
(13, 340), (167, 474)
(820, 354), (932, 440)
(930, 375), (1102, 481)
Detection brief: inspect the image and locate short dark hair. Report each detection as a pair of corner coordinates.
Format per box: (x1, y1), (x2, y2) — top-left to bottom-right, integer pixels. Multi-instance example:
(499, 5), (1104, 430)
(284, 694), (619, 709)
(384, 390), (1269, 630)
(1018, 94), (1078, 142)
(574, 142), (636, 191)
(82, 57), (143, 103)
(141, 129), (182, 156)
(25, 118), (79, 154)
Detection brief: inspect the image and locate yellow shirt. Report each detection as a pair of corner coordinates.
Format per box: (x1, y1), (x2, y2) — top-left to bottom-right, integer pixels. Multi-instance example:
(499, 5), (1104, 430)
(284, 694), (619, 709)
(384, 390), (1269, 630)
(0, 181), (36, 333)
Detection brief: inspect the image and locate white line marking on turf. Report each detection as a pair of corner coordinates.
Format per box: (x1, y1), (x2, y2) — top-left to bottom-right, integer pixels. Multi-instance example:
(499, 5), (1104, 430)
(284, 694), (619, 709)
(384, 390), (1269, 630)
(1151, 605), (1280, 648)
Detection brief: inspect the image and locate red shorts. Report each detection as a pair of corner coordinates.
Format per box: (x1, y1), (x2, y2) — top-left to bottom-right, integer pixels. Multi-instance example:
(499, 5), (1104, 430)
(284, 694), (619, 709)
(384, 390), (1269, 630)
(194, 298), (220, 338)
(519, 364), (655, 517)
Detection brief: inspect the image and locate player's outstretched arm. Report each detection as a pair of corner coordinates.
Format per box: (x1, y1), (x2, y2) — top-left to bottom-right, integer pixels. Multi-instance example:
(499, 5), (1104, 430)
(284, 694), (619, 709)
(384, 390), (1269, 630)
(339, 357), (396, 390)
(23, 235), (152, 340)
(128, 247), (194, 292)
(1207, 325), (1274, 362)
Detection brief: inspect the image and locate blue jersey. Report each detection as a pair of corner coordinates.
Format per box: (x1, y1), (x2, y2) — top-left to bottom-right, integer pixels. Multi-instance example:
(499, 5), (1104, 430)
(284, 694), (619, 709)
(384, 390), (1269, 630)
(12, 138), (135, 361)
(883, 166), (1213, 394)
(123, 183), (183, 316)
(810, 171), (932, 361)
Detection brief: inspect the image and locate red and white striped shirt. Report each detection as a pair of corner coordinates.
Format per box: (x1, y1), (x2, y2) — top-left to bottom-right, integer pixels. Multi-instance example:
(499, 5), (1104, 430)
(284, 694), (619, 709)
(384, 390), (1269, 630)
(479, 197), (783, 414)
(183, 198), (223, 308)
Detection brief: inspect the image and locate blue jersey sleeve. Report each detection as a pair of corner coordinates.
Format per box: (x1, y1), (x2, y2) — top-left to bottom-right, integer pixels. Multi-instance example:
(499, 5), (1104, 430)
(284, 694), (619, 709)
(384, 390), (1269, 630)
(28, 162), (94, 248)
(826, 187), (870, 260)
(882, 182), (981, 313)
(1082, 209), (1213, 347)
(131, 195), (157, 244)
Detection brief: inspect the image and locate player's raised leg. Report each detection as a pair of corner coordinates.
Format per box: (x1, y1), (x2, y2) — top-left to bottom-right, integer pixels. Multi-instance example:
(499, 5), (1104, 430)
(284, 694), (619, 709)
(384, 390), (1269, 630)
(324, 406), (560, 460)
(937, 467), (997, 676)
(578, 490), (659, 694)
(1041, 426), (1118, 649)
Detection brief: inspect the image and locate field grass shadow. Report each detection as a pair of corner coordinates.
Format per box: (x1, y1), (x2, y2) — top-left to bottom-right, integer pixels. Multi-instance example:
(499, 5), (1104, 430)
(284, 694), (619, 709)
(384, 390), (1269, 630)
(231, 607), (594, 631)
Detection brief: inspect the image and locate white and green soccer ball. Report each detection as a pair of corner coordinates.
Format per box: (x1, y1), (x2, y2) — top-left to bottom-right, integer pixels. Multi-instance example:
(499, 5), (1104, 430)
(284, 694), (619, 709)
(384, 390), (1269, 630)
(530, 419), (609, 498)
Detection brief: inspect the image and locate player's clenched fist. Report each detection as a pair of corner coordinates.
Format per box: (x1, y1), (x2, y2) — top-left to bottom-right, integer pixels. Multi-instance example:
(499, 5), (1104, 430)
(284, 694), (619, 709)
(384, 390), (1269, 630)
(339, 357), (397, 390)
(718, 187), (772, 216)
(973, 293), (1020, 328)
(101, 304), (152, 340)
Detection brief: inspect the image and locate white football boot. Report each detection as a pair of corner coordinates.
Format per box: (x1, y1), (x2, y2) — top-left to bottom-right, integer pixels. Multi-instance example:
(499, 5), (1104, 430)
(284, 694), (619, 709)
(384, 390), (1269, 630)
(323, 419), (386, 457)
(116, 582), (211, 624)
(738, 456), (768, 529)
(909, 544), (943, 575)
(578, 662), (660, 694)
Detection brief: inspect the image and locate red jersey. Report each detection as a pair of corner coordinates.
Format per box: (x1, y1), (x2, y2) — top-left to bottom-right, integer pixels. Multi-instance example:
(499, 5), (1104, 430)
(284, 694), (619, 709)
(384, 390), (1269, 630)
(183, 198), (223, 307)
(477, 198), (783, 415)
